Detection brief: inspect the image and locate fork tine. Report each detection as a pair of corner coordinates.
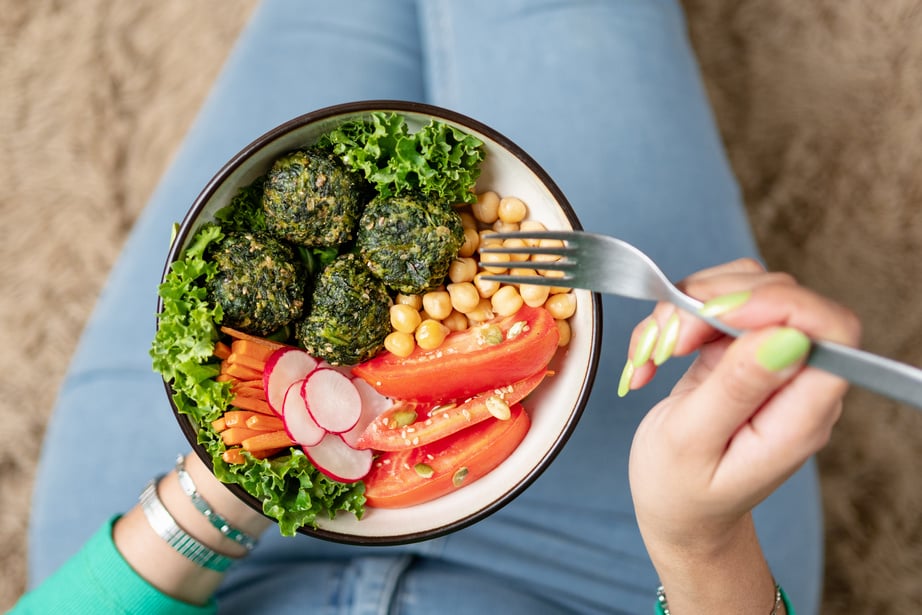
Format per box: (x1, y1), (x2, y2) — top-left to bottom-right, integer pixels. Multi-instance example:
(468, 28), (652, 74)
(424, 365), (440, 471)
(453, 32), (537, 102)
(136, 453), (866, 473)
(478, 245), (574, 258)
(479, 274), (580, 289)
(481, 259), (576, 273)
(482, 230), (579, 242)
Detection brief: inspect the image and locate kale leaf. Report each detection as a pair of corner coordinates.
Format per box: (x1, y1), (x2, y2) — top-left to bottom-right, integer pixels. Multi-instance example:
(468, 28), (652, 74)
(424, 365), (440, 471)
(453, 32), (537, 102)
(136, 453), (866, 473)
(321, 111), (484, 204)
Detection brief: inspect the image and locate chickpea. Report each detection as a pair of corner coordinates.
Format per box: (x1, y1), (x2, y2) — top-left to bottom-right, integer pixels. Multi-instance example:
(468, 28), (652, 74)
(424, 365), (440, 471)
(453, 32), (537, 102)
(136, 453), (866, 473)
(520, 282), (551, 308)
(531, 238), (564, 263)
(442, 310), (469, 332)
(498, 196), (528, 223)
(491, 285), (524, 317)
(415, 319), (450, 350)
(519, 220), (547, 246)
(390, 303), (422, 333)
(422, 290), (452, 320)
(448, 257), (478, 283)
(447, 282), (481, 313)
(479, 250), (510, 274)
(502, 237), (531, 262)
(478, 229), (503, 246)
(458, 211), (477, 229)
(540, 268), (573, 294)
(384, 331), (416, 357)
(472, 191), (500, 223)
(473, 272), (501, 298)
(492, 220), (519, 234)
(508, 266), (536, 278)
(458, 227), (480, 258)
(555, 318), (572, 347)
(395, 293), (423, 310)
(544, 292), (577, 320)
(466, 298), (496, 323)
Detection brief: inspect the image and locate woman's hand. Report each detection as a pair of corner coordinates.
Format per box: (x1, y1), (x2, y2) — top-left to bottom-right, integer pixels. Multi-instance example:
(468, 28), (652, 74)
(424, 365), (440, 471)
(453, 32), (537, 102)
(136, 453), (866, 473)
(625, 258), (861, 613)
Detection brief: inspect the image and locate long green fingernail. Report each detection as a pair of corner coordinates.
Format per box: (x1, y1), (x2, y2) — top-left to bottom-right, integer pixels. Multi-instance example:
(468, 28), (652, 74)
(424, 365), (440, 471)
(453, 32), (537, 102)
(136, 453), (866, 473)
(699, 290), (752, 317)
(653, 312), (680, 366)
(632, 320), (659, 367)
(756, 327), (811, 371)
(618, 358), (634, 397)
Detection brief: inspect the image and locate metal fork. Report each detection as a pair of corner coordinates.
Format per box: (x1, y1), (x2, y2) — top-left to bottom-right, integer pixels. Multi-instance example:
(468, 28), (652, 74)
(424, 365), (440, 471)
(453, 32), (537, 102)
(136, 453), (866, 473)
(479, 230), (922, 410)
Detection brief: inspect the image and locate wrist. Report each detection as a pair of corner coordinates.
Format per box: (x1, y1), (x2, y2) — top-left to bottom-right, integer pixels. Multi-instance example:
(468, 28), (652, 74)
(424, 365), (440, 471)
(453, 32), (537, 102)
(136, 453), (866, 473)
(113, 454), (271, 605)
(643, 515), (779, 615)
(179, 452), (272, 543)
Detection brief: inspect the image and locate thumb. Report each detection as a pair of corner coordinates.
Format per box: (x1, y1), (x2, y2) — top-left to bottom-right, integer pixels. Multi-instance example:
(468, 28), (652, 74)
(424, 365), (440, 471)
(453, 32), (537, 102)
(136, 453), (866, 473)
(674, 326), (811, 454)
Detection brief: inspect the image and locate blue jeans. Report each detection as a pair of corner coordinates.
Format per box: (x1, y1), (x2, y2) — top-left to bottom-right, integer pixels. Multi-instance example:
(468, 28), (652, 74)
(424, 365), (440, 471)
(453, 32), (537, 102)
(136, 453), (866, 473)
(28, 1), (823, 613)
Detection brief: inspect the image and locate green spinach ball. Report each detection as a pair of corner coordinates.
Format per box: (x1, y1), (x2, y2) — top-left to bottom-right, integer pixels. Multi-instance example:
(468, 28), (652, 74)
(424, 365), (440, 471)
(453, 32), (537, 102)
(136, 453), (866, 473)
(207, 232), (307, 336)
(262, 148), (370, 248)
(356, 194), (464, 294)
(296, 253), (391, 365)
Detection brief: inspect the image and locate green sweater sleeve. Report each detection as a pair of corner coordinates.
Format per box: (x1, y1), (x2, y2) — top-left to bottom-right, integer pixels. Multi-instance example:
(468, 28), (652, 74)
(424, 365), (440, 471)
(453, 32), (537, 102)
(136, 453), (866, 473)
(10, 516), (216, 615)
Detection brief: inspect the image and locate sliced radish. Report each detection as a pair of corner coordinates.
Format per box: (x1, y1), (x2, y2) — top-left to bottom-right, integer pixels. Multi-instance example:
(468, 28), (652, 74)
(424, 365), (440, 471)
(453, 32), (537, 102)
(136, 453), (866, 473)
(340, 378), (394, 448)
(282, 381), (325, 446)
(301, 368), (362, 434)
(316, 361), (355, 378)
(303, 433), (373, 483)
(263, 348), (318, 415)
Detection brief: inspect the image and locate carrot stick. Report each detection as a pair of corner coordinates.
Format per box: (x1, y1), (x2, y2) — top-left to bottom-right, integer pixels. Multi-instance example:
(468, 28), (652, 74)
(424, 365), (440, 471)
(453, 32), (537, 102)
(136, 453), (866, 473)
(230, 395), (274, 415)
(227, 352), (266, 373)
(224, 363), (263, 381)
(213, 341), (232, 360)
(216, 373), (237, 383)
(211, 417), (227, 433)
(222, 448), (246, 464)
(220, 326), (288, 351)
(231, 339), (278, 363)
(242, 430), (294, 452)
(221, 427), (264, 446)
(233, 383), (267, 401)
(223, 410), (258, 428)
(232, 378), (264, 391)
(249, 446), (286, 459)
(246, 414), (285, 431)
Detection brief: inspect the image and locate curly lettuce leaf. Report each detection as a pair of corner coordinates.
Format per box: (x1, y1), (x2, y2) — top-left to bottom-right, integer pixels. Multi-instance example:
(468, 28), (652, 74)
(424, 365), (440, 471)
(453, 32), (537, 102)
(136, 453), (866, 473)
(321, 111), (484, 204)
(151, 221), (366, 534)
(214, 176), (267, 232)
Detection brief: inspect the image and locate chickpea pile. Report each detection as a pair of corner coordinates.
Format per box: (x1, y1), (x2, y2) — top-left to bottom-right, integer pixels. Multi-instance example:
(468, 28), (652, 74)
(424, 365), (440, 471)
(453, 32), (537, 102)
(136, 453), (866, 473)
(382, 191), (577, 358)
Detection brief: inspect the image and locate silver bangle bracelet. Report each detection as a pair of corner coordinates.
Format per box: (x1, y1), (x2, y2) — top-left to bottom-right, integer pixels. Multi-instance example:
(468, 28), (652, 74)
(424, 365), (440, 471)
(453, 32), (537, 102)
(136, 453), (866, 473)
(139, 477), (236, 572)
(175, 455), (259, 551)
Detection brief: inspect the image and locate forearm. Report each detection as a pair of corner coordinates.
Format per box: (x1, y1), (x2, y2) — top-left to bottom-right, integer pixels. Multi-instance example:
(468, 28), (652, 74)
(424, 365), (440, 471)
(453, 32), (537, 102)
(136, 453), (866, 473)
(642, 514), (785, 615)
(113, 453), (272, 605)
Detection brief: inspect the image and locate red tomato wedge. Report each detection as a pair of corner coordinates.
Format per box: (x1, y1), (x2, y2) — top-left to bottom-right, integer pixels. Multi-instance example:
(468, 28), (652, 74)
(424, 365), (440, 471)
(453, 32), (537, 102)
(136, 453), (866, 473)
(363, 403), (531, 509)
(352, 305), (559, 403)
(355, 369), (549, 451)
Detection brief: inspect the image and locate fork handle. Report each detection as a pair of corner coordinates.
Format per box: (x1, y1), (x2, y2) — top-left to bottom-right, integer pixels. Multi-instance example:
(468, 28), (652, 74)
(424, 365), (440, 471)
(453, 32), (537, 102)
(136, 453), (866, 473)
(806, 341), (922, 409)
(679, 297), (922, 410)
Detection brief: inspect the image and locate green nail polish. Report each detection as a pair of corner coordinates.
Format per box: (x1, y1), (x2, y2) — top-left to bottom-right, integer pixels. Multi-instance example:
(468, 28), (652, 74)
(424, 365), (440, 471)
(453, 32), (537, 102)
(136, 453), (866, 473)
(699, 290), (752, 317)
(653, 312), (680, 366)
(632, 320), (659, 367)
(618, 358), (634, 397)
(756, 328), (811, 372)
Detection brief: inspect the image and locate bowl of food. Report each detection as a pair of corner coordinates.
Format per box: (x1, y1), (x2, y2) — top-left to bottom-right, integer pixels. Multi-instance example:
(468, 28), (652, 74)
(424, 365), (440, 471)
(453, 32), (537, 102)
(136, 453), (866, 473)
(153, 100), (602, 545)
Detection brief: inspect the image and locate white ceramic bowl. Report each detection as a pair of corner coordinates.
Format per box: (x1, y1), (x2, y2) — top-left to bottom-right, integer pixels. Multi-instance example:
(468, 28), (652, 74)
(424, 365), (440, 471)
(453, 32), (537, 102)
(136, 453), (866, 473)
(161, 100), (602, 545)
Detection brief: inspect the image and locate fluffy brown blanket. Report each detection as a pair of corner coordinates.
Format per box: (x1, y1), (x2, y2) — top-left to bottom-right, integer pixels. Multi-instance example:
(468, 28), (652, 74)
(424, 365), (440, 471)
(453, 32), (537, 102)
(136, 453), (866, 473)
(2, 0), (920, 611)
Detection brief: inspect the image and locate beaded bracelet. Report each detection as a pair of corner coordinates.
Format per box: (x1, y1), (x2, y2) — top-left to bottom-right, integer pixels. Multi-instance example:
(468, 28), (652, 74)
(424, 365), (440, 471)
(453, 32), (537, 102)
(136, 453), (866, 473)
(174, 454), (259, 551)
(655, 582), (785, 615)
(139, 476), (236, 572)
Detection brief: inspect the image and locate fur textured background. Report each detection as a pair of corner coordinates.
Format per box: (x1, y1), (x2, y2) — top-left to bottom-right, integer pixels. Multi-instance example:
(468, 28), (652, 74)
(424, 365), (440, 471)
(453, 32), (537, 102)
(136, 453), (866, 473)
(2, 0), (920, 611)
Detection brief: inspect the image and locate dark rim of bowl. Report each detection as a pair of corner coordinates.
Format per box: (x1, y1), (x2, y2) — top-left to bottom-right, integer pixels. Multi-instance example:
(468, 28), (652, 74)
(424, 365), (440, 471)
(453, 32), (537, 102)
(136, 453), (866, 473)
(157, 99), (603, 546)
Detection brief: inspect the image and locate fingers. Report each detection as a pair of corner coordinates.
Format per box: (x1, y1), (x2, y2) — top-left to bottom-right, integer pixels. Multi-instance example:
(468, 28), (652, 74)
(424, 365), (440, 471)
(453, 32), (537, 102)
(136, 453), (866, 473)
(620, 262), (861, 395)
(668, 325), (811, 455)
